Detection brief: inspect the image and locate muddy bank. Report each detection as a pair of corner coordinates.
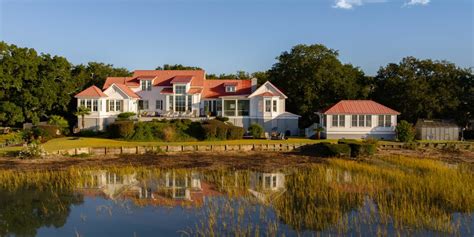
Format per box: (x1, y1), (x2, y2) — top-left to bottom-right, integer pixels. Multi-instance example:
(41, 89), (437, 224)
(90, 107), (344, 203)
(0, 151), (323, 171)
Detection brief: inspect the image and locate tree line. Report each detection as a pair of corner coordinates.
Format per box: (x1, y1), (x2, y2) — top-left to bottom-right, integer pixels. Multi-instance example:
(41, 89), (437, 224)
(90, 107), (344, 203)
(0, 41), (472, 128)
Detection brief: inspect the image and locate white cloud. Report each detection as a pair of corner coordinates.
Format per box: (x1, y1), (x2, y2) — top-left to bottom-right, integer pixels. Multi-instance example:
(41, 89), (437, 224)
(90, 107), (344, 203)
(333, 0), (387, 10)
(404, 0), (430, 6)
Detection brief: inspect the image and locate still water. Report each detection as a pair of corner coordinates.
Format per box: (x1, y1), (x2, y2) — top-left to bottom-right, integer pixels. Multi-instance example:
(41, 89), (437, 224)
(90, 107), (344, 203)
(0, 156), (473, 236)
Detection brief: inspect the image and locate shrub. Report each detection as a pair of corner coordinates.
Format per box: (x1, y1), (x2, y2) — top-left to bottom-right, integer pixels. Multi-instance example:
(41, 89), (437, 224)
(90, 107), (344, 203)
(117, 112), (136, 120)
(109, 121), (135, 139)
(162, 126), (176, 142)
(227, 126), (245, 140)
(215, 124), (229, 140)
(18, 142), (46, 159)
(186, 122), (204, 140)
(47, 115), (69, 134)
(202, 124), (217, 140)
(396, 120), (416, 142)
(338, 139), (376, 157)
(248, 123), (264, 139)
(130, 122), (154, 140)
(313, 143), (351, 157)
(215, 116), (229, 122)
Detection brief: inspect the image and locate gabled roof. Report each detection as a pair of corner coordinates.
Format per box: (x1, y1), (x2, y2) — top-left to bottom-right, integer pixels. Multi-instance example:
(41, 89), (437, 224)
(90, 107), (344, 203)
(248, 81), (287, 99)
(256, 92), (277, 97)
(321, 100), (400, 115)
(202, 79), (252, 99)
(160, 87), (203, 94)
(113, 84), (140, 99)
(75, 85), (108, 98)
(103, 77), (139, 89)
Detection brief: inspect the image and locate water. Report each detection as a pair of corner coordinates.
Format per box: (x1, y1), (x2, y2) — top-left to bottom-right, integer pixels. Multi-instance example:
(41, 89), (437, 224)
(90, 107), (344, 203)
(0, 158), (473, 236)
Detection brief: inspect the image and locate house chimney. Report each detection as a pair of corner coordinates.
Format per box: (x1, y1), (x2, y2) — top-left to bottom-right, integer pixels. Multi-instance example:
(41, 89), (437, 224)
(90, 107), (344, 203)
(251, 78), (258, 92)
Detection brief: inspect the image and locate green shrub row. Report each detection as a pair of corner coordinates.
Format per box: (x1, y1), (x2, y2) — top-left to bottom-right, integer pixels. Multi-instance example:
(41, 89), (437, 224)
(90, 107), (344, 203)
(311, 139), (377, 158)
(338, 139), (376, 157)
(107, 118), (245, 142)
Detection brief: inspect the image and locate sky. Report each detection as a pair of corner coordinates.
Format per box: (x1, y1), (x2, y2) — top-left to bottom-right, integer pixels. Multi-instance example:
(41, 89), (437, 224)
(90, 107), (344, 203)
(0, 0), (473, 75)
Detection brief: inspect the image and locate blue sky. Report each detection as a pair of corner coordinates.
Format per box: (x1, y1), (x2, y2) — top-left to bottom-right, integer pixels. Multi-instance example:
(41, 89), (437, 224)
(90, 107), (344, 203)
(1, 0), (472, 75)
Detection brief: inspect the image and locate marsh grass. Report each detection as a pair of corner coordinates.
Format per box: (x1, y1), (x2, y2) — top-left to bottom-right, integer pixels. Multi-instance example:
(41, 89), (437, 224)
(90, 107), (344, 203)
(0, 155), (472, 236)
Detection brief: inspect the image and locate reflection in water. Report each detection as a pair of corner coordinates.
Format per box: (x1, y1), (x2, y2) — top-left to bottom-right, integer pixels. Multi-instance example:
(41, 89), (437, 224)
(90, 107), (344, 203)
(0, 156), (472, 236)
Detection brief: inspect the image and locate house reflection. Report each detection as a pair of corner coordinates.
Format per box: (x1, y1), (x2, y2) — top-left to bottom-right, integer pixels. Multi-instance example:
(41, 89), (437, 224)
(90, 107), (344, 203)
(248, 171), (286, 203)
(80, 171), (139, 200)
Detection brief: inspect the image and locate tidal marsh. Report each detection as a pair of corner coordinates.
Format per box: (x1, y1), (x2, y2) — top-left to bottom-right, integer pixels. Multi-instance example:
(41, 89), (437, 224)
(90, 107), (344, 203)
(0, 155), (472, 236)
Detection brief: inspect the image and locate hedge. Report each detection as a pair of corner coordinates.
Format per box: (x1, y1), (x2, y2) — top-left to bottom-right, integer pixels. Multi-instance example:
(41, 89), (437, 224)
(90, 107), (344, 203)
(248, 123), (264, 139)
(338, 139), (376, 157)
(202, 124), (217, 140)
(108, 121), (135, 139)
(313, 143), (351, 158)
(227, 126), (245, 140)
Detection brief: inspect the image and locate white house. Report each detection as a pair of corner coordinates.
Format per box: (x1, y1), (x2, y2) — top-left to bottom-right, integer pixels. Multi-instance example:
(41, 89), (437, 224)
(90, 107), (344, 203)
(75, 70), (300, 135)
(316, 100), (400, 140)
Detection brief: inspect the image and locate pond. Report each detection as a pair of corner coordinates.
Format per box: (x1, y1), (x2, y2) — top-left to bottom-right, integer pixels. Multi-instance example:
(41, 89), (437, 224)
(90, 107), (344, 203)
(0, 156), (473, 236)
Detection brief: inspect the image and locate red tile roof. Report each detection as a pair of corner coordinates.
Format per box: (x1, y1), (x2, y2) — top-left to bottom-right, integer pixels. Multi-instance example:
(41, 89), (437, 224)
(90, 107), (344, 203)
(103, 77), (139, 89)
(75, 85), (108, 98)
(321, 100), (400, 115)
(171, 75), (194, 84)
(202, 79), (252, 98)
(133, 70), (205, 87)
(223, 82), (238, 86)
(114, 83), (140, 99)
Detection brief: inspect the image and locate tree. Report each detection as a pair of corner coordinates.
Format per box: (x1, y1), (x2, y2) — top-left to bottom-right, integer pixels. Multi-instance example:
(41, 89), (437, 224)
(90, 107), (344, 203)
(396, 120), (416, 142)
(206, 71), (251, 79)
(372, 57), (473, 123)
(268, 44), (370, 127)
(74, 106), (91, 129)
(155, 64), (202, 70)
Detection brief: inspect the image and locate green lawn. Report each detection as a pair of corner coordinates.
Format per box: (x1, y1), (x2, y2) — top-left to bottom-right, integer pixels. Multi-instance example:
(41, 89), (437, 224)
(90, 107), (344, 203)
(0, 137), (324, 154)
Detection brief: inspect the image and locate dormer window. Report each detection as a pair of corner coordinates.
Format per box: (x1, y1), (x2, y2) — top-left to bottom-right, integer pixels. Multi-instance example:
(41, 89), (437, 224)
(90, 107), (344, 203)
(141, 80), (152, 91)
(225, 86), (236, 93)
(174, 85), (186, 94)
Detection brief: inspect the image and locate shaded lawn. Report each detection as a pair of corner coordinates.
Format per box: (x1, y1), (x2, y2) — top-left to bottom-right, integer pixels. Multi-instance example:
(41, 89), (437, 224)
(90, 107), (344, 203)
(0, 137), (326, 153)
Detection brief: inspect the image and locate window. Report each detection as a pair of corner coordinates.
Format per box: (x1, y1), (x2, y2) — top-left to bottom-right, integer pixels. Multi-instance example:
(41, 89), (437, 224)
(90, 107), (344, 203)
(168, 96), (174, 110)
(156, 100), (163, 110)
(265, 99), (271, 112)
(93, 100), (98, 112)
(175, 96), (186, 112)
(225, 86), (236, 93)
(378, 115), (391, 127)
(365, 115), (372, 127)
(175, 85), (186, 94)
(86, 100), (92, 110)
(141, 80), (152, 91)
(272, 100), (277, 112)
(352, 115), (358, 127)
(332, 115), (346, 127)
(80, 99), (85, 107)
(115, 100), (121, 112)
(358, 115), (365, 127)
(138, 100), (149, 110)
(187, 96), (192, 111)
(273, 176), (277, 188)
(237, 100), (250, 116)
(224, 100), (236, 117)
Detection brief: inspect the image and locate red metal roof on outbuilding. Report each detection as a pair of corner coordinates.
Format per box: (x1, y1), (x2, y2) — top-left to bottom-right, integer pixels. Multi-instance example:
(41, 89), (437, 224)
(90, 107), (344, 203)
(321, 100), (400, 115)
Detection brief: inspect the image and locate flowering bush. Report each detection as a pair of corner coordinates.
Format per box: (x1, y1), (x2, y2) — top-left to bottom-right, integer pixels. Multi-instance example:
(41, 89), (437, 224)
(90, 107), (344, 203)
(18, 142), (46, 159)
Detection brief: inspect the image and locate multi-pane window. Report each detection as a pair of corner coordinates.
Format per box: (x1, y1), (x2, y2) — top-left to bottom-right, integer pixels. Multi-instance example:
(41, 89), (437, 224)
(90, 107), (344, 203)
(174, 85), (186, 94)
(224, 100), (237, 116)
(175, 95), (186, 112)
(168, 96), (174, 110)
(80, 99), (100, 112)
(332, 115), (345, 127)
(351, 115), (372, 127)
(272, 100), (277, 112)
(106, 100), (122, 112)
(187, 96), (192, 111)
(141, 80), (152, 91)
(265, 99), (271, 112)
(80, 99), (86, 107)
(93, 100), (98, 111)
(86, 100), (92, 110)
(225, 86), (236, 92)
(378, 115), (391, 127)
(138, 100), (149, 110)
(115, 100), (121, 112)
(156, 100), (163, 110)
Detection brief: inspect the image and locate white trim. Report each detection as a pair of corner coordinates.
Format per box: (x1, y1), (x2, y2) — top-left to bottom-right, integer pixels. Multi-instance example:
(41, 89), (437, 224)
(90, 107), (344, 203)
(248, 81), (288, 99)
(104, 83), (133, 99)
